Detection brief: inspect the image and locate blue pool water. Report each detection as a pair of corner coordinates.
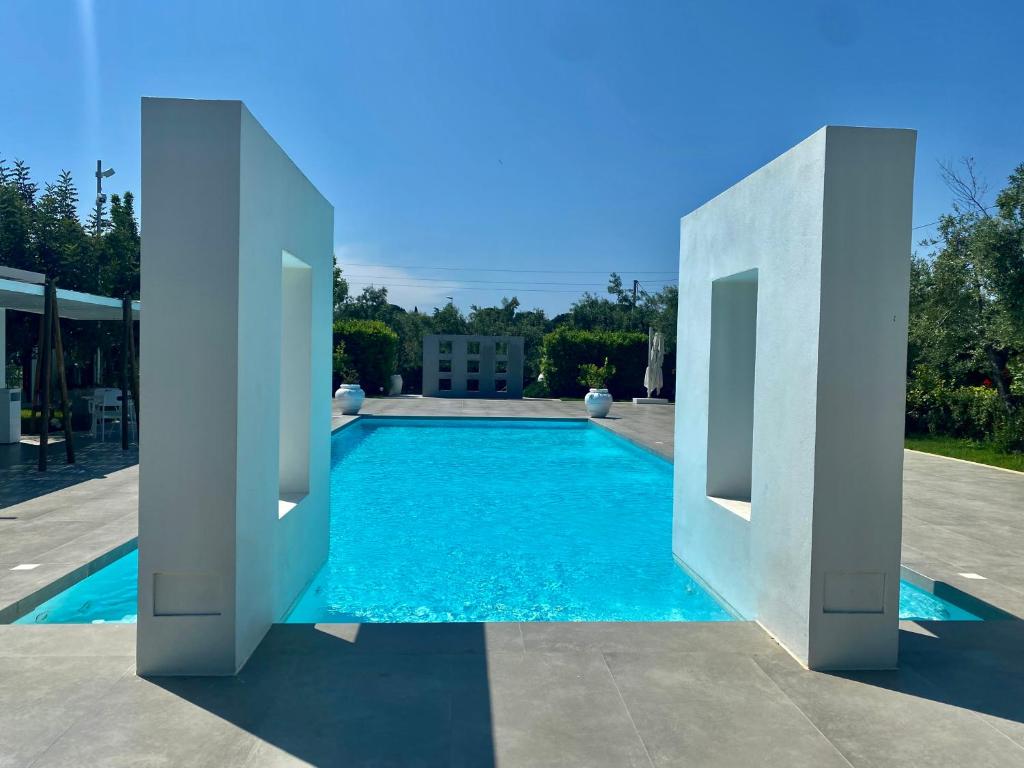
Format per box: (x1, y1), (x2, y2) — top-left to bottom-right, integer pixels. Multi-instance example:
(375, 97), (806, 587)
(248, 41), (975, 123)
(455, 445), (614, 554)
(15, 419), (985, 624)
(16, 549), (139, 625)
(288, 419), (730, 622)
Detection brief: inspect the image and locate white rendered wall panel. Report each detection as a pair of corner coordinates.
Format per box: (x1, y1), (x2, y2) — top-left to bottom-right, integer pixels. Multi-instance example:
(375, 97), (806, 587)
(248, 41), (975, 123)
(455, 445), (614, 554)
(675, 126), (915, 669)
(139, 98), (333, 675)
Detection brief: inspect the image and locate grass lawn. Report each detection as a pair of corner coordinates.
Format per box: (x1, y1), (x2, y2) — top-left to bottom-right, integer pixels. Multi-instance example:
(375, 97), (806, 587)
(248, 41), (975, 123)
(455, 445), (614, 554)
(905, 433), (1024, 473)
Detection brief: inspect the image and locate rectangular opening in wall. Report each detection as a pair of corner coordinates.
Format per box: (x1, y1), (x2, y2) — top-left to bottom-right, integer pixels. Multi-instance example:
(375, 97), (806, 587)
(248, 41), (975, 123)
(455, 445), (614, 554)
(279, 251), (312, 517)
(706, 268), (758, 520)
(439, 378), (452, 392)
(467, 378), (480, 392)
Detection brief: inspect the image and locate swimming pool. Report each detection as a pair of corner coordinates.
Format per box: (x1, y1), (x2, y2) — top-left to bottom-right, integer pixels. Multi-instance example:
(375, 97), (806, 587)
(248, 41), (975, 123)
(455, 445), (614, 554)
(15, 418), (985, 624)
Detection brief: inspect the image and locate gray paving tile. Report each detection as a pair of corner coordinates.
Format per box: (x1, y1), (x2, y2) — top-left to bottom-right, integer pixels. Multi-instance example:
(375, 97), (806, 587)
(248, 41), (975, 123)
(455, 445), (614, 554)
(604, 650), (851, 767)
(40, 495), (136, 523)
(33, 517), (137, 564)
(521, 621), (772, 656)
(252, 651), (468, 767)
(258, 621), (523, 657)
(754, 650), (1024, 767)
(0, 655), (133, 768)
(0, 519), (100, 562)
(0, 441), (138, 511)
(32, 671), (262, 768)
(0, 562), (82, 607)
(459, 650), (652, 768)
(0, 625), (136, 656)
(899, 622), (1024, 751)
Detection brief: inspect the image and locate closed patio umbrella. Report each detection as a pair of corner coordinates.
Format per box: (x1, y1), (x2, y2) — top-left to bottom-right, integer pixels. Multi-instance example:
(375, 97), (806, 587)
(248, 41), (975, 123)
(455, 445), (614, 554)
(644, 329), (665, 397)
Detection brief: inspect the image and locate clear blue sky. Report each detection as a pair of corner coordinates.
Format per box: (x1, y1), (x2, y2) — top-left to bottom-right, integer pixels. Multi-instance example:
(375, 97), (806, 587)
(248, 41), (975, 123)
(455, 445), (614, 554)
(2, 1), (1022, 314)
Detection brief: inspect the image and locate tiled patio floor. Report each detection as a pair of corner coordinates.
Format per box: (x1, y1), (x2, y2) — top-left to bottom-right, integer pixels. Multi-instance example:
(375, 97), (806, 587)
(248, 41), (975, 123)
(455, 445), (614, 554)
(3, 620), (1024, 767)
(1, 397), (1023, 766)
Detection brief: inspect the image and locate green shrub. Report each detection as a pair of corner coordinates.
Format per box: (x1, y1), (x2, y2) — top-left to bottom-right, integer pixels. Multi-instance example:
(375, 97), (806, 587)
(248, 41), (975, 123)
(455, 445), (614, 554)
(906, 364), (1023, 451)
(523, 379), (550, 398)
(540, 328), (647, 398)
(994, 409), (1024, 453)
(905, 365), (948, 434)
(577, 358), (616, 390)
(331, 340), (359, 385)
(332, 319), (398, 395)
(5, 364), (22, 389)
(1009, 355), (1024, 398)
(944, 386), (1003, 441)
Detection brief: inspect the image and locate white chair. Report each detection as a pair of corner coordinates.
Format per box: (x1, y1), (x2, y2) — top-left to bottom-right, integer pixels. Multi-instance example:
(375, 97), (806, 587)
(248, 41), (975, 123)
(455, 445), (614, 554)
(93, 391), (135, 444)
(90, 388), (111, 438)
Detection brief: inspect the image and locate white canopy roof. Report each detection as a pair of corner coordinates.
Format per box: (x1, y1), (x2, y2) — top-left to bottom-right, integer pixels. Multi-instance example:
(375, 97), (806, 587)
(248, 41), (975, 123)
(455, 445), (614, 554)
(0, 277), (140, 322)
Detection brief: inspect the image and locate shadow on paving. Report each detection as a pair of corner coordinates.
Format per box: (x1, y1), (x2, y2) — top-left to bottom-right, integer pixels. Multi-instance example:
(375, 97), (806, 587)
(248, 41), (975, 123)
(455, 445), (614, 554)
(150, 623), (496, 767)
(803, 620), (1024, 729)
(892, 620), (1024, 726)
(0, 437), (138, 510)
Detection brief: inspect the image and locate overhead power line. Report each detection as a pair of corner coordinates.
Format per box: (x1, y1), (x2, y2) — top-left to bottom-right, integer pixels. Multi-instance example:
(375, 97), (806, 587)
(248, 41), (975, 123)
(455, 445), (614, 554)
(344, 281), (671, 294)
(913, 203), (1001, 231)
(338, 262), (678, 275)
(344, 273), (678, 287)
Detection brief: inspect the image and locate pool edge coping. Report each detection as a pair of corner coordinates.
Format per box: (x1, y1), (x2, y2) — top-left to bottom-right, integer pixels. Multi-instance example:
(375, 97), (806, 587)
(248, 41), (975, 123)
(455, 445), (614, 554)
(899, 564), (1017, 621)
(1, 536), (139, 625)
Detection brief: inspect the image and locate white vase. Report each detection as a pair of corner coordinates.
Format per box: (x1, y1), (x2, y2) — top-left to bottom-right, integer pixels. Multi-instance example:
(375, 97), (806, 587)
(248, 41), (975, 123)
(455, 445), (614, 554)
(584, 388), (613, 418)
(334, 384), (365, 415)
(388, 374), (403, 396)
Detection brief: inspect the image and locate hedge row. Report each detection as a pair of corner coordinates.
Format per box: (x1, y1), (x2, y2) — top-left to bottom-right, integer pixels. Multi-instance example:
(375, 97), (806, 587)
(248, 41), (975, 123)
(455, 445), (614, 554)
(540, 327), (650, 398)
(906, 367), (1024, 452)
(332, 319), (398, 395)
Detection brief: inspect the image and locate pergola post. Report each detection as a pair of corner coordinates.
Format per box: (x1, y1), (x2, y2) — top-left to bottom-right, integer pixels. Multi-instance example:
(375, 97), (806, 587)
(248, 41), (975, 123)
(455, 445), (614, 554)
(36, 281), (53, 471)
(120, 295), (130, 450)
(50, 284), (75, 464)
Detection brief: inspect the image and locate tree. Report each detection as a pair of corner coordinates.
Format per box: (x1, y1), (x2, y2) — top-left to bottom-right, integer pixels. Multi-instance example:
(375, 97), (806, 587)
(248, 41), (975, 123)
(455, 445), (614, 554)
(350, 285), (390, 319)
(0, 159), (142, 392)
(332, 264), (349, 319)
(11, 159), (36, 206)
(35, 171), (93, 290)
(431, 302), (468, 335)
(562, 273), (676, 339)
(468, 297), (550, 379)
(0, 157), (34, 272)
(910, 159), (1024, 413)
(101, 192), (140, 297)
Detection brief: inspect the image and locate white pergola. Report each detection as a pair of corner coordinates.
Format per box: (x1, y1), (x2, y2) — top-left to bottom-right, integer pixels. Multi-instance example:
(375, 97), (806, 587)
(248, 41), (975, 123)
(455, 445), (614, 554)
(0, 270), (140, 322)
(0, 267), (141, 383)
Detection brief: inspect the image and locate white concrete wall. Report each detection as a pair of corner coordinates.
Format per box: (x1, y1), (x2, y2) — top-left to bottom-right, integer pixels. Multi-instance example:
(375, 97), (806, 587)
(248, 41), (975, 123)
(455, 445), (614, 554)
(675, 126), (915, 669)
(138, 98), (333, 675)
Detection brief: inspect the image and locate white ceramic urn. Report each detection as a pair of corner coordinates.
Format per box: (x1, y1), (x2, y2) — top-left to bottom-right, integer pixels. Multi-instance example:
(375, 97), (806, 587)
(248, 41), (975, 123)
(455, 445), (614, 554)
(334, 384), (365, 415)
(584, 388), (613, 418)
(388, 374), (403, 396)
